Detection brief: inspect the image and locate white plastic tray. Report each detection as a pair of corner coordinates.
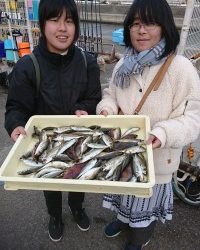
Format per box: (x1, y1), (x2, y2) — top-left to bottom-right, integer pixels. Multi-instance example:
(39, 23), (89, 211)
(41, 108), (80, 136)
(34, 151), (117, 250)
(0, 115), (155, 197)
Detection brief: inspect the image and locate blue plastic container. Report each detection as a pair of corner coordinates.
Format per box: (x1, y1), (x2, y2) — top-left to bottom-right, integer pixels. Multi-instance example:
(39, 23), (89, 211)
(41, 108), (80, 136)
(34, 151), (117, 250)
(28, 7), (33, 20)
(33, 0), (39, 20)
(4, 39), (19, 61)
(27, 0), (33, 20)
(0, 41), (6, 58)
(112, 28), (125, 46)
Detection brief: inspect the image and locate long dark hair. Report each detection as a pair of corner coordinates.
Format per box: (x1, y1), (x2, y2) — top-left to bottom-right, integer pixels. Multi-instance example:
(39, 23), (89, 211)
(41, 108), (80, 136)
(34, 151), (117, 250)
(39, 0), (80, 42)
(123, 0), (180, 58)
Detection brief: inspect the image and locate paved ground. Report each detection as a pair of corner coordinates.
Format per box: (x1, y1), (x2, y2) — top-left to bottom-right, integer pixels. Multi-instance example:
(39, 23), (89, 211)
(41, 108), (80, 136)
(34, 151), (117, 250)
(0, 25), (200, 249)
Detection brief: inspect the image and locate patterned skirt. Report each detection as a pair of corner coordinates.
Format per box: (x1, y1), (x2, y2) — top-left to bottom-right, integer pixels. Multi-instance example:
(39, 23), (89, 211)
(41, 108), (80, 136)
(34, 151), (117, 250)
(103, 182), (173, 228)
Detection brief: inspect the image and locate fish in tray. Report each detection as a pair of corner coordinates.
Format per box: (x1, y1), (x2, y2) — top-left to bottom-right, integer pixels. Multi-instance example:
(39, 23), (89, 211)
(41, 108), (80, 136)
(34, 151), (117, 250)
(17, 125), (148, 183)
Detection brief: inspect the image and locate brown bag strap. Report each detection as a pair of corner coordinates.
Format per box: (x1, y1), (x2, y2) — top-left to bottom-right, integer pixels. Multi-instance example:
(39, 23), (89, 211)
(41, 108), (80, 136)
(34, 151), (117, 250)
(134, 54), (175, 115)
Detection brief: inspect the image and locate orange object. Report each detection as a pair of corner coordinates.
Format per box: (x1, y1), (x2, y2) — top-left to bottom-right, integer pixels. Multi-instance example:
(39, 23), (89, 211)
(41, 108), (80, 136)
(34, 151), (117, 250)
(18, 42), (31, 57)
(187, 144), (194, 161)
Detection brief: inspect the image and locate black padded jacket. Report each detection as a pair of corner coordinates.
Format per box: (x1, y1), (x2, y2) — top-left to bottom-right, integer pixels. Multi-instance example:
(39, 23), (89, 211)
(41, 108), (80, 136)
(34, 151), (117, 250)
(5, 37), (101, 136)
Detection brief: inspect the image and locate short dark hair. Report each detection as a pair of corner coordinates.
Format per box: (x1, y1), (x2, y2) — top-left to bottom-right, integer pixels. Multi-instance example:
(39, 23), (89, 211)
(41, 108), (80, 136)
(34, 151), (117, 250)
(123, 0), (180, 58)
(39, 0), (80, 42)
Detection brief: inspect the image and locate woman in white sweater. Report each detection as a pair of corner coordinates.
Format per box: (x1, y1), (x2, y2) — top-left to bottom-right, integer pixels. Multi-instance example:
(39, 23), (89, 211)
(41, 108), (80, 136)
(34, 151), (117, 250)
(96, 0), (200, 249)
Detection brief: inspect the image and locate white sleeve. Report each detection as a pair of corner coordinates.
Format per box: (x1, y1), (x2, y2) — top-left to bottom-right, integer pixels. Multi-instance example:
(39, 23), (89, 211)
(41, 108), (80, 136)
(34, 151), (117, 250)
(151, 57), (200, 148)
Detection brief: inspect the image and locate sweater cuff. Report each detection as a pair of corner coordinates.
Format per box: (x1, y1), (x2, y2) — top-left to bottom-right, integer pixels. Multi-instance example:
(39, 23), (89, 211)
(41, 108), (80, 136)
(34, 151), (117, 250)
(150, 127), (167, 148)
(96, 106), (115, 115)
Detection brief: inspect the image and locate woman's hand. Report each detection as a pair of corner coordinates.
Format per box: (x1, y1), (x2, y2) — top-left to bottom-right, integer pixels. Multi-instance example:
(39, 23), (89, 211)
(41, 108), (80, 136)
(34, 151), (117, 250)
(75, 110), (88, 116)
(100, 110), (108, 116)
(11, 126), (26, 142)
(147, 134), (161, 149)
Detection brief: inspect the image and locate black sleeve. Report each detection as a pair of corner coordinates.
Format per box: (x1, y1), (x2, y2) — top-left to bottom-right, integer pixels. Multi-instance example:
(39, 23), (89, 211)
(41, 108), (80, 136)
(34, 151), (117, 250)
(4, 56), (37, 136)
(71, 53), (102, 115)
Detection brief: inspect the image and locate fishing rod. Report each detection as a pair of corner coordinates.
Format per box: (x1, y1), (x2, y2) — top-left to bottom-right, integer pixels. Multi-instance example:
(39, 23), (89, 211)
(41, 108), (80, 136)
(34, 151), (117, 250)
(94, 0), (99, 54)
(98, 0), (103, 54)
(90, 0), (94, 53)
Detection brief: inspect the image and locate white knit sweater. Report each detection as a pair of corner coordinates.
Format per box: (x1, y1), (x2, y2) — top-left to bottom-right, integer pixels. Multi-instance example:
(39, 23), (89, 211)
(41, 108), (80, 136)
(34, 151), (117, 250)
(96, 55), (200, 184)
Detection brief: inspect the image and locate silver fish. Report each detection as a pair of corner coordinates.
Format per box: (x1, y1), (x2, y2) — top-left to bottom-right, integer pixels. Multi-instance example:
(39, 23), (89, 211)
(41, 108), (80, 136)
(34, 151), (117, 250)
(52, 154), (72, 162)
(41, 169), (63, 178)
(79, 167), (101, 180)
(96, 151), (123, 160)
(34, 137), (50, 159)
(105, 155), (129, 180)
(132, 154), (147, 182)
(114, 141), (141, 150)
(73, 137), (86, 158)
(80, 136), (93, 156)
(102, 134), (113, 148)
(137, 153), (147, 167)
(39, 150), (48, 163)
(121, 127), (140, 138)
(44, 144), (62, 164)
(53, 126), (72, 134)
(57, 138), (78, 155)
(106, 127), (121, 140)
(77, 159), (98, 178)
(116, 138), (144, 144)
(39, 130), (48, 141)
(17, 165), (43, 175)
(42, 161), (73, 170)
(103, 155), (128, 172)
(79, 148), (104, 163)
(70, 126), (93, 132)
(53, 134), (83, 142)
(87, 143), (109, 149)
(74, 130), (104, 137)
(35, 167), (61, 178)
(105, 163), (122, 180)
(112, 127), (121, 140)
(122, 145), (146, 154)
(121, 134), (138, 140)
(41, 127), (56, 137)
(20, 158), (44, 168)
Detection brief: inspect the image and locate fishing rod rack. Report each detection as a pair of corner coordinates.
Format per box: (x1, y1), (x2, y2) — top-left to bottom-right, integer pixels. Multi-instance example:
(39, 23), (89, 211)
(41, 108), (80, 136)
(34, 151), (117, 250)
(76, 0), (105, 56)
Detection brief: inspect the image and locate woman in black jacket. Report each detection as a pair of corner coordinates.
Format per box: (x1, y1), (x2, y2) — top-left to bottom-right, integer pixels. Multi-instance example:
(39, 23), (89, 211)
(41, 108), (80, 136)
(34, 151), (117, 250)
(5, 0), (101, 242)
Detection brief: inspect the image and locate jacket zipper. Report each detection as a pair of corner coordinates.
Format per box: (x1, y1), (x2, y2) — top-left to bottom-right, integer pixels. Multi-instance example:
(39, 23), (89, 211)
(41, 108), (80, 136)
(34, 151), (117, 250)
(59, 60), (65, 113)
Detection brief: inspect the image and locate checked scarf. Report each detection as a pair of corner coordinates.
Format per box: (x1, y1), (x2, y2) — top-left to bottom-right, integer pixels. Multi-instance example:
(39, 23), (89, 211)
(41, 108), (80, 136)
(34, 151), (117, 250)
(114, 38), (166, 88)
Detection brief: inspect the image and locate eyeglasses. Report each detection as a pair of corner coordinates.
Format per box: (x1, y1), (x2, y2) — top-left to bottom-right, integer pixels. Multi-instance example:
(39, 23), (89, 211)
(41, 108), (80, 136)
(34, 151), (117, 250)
(129, 22), (159, 32)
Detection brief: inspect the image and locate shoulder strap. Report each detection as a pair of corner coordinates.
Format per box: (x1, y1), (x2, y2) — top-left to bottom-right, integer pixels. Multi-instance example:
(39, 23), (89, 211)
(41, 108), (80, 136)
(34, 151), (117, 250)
(134, 54), (175, 115)
(79, 48), (87, 70)
(29, 53), (40, 97)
